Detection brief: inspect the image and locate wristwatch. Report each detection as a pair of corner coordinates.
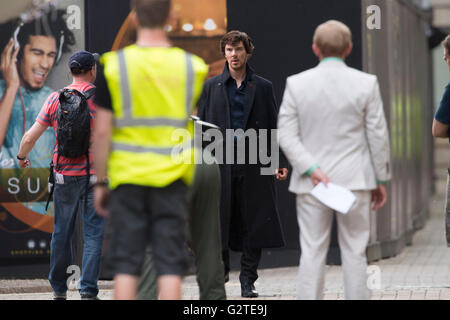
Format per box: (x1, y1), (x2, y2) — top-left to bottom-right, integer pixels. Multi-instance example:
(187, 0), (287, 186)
(16, 155), (26, 161)
(94, 181), (108, 188)
(93, 177), (109, 188)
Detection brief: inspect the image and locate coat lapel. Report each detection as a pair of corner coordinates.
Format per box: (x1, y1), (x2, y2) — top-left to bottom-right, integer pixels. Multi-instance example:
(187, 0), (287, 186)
(219, 68), (231, 128)
(243, 78), (256, 128)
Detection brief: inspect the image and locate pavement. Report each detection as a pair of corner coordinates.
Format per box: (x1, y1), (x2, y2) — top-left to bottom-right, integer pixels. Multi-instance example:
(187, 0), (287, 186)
(1, 180), (449, 300)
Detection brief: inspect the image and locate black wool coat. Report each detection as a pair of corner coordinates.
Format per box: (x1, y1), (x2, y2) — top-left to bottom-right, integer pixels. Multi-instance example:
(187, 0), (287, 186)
(197, 63), (285, 251)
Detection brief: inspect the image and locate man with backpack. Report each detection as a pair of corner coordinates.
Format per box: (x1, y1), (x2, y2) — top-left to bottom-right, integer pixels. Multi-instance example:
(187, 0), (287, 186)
(17, 50), (105, 300)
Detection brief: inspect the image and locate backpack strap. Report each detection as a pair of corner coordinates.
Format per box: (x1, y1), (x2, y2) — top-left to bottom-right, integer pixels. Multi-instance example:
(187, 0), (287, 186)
(83, 87), (96, 100)
(45, 162), (55, 211)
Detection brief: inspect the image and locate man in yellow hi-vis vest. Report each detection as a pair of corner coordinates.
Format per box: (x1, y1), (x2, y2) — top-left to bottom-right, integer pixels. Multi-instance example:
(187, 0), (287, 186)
(92, 0), (208, 300)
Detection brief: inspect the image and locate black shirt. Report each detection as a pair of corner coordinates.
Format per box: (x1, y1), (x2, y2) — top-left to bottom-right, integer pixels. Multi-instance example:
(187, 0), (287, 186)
(226, 75), (247, 130)
(93, 64), (113, 111)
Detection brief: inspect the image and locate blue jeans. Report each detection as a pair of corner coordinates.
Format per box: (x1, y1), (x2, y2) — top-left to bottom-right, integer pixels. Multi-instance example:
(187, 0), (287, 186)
(49, 175), (105, 296)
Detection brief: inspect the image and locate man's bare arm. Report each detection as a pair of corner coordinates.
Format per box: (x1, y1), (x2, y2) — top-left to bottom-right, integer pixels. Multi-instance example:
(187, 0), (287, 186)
(17, 122), (48, 168)
(432, 118), (449, 138)
(93, 108), (113, 181)
(93, 107), (113, 218)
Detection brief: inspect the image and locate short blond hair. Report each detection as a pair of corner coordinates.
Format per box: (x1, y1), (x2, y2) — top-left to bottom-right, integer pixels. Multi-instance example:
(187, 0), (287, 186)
(313, 20), (352, 57)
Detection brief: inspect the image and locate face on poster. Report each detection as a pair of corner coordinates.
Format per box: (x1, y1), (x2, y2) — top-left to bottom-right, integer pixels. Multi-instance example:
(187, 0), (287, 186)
(0, 0), (84, 260)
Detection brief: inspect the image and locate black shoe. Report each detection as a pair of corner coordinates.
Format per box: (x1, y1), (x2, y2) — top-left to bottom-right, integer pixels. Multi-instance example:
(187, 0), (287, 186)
(81, 293), (100, 300)
(224, 272), (229, 283)
(241, 282), (258, 298)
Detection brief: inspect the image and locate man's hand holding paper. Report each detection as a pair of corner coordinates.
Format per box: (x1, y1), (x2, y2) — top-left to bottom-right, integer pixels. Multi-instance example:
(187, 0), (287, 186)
(310, 182), (357, 214)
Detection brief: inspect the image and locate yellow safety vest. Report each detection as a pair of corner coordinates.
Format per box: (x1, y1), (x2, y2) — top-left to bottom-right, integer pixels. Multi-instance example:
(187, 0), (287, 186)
(101, 45), (208, 189)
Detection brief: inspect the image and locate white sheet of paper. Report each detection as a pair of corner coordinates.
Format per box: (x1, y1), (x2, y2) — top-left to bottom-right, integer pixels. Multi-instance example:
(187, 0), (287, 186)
(310, 182), (357, 214)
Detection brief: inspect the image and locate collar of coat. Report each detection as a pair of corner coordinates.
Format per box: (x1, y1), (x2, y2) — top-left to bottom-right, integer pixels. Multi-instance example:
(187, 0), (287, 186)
(221, 62), (255, 83)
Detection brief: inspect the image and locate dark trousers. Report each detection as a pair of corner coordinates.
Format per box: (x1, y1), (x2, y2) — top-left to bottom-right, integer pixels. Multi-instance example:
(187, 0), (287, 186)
(223, 167), (262, 285)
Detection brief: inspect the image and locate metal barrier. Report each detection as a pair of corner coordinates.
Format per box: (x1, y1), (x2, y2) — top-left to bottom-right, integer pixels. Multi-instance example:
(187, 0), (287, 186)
(363, 0), (434, 261)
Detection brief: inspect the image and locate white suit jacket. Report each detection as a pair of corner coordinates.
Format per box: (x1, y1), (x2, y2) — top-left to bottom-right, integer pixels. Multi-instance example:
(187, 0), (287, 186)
(278, 58), (391, 194)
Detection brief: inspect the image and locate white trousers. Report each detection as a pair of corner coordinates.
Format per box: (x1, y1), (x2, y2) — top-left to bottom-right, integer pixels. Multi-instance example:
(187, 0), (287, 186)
(296, 191), (371, 300)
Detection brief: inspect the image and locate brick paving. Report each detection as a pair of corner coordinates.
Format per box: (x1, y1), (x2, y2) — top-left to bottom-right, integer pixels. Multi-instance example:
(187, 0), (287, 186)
(0, 180), (449, 300)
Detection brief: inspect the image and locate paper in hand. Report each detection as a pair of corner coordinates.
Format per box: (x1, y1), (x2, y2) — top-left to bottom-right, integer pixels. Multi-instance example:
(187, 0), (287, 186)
(310, 182), (357, 214)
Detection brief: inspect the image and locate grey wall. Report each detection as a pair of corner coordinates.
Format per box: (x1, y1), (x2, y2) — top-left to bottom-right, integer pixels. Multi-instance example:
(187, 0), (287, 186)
(362, 0), (433, 261)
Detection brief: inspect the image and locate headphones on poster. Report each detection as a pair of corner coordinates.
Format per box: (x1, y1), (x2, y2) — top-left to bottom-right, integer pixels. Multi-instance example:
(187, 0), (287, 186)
(11, 1), (66, 63)
(12, 20), (65, 65)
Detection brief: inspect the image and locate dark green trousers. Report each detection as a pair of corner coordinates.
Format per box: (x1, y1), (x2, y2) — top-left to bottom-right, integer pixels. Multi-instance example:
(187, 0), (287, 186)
(137, 155), (226, 300)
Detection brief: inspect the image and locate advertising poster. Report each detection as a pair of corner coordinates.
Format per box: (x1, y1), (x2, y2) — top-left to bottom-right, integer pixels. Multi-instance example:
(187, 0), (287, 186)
(0, 0), (85, 262)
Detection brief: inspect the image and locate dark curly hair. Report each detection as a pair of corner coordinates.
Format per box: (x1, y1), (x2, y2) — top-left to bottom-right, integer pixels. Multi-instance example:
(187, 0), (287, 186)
(0, 4), (75, 65)
(220, 30), (255, 56)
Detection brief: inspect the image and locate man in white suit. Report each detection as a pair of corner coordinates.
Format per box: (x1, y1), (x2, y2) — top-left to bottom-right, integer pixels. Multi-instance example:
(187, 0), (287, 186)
(278, 20), (391, 300)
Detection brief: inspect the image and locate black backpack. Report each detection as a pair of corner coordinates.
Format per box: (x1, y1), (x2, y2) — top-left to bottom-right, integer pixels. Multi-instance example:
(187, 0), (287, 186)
(45, 87), (95, 211)
(56, 88), (94, 160)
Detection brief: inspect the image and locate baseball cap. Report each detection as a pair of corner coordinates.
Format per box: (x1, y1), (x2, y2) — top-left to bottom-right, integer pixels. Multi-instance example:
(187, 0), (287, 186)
(68, 50), (100, 71)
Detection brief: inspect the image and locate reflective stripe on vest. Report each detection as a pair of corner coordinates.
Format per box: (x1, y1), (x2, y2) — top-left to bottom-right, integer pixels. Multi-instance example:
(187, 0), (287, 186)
(111, 139), (193, 155)
(114, 50), (194, 130)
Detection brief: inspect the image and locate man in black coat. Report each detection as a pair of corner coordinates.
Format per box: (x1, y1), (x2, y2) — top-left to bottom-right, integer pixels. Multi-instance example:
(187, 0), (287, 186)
(197, 30), (287, 298)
